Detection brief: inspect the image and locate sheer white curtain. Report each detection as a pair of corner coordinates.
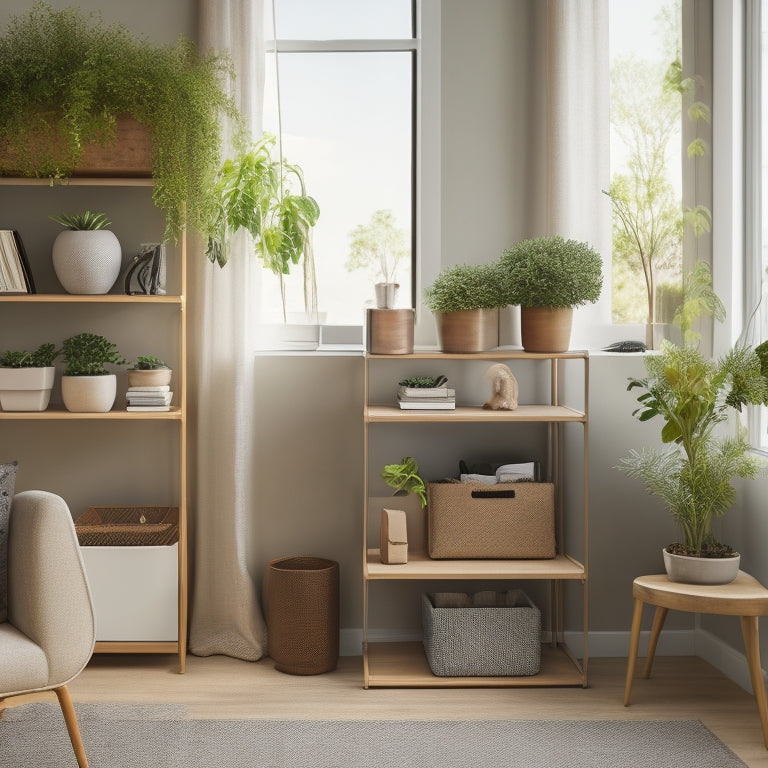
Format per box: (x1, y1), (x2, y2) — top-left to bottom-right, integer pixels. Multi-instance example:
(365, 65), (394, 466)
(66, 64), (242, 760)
(188, 0), (267, 660)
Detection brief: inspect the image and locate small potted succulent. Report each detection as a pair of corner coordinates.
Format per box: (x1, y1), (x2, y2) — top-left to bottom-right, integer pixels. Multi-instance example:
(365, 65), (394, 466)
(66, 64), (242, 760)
(49, 211), (122, 295)
(423, 262), (508, 352)
(499, 236), (603, 352)
(61, 333), (125, 412)
(126, 355), (172, 388)
(0, 343), (60, 411)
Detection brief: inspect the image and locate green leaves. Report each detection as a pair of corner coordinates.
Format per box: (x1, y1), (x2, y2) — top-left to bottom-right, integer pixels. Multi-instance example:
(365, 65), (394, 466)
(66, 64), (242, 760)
(0, 343), (60, 368)
(62, 333), (125, 376)
(423, 262), (508, 313)
(49, 210), (111, 230)
(381, 456), (427, 508)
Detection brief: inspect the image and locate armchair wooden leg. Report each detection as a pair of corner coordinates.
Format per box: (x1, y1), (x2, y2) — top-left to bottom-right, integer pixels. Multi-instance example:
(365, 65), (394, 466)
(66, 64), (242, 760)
(740, 616), (768, 750)
(642, 606), (668, 679)
(624, 598), (644, 706)
(54, 685), (89, 768)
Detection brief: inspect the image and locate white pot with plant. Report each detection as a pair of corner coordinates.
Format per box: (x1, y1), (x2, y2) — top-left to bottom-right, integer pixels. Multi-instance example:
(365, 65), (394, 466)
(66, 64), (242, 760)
(0, 343), (60, 412)
(423, 263), (507, 352)
(50, 211), (122, 295)
(126, 356), (172, 388)
(344, 209), (409, 309)
(618, 336), (768, 585)
(499, 235), (603, 353)
(61, 333), (125, 413)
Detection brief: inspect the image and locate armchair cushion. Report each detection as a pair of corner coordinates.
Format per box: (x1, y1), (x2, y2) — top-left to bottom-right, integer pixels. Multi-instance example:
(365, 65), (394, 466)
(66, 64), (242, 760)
(0, 621), (48, 695)
(0, 460), (18, 623)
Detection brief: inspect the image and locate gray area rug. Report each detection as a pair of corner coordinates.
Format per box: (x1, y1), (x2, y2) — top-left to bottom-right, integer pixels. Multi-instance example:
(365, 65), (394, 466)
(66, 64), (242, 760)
(0, 704), (747, 768)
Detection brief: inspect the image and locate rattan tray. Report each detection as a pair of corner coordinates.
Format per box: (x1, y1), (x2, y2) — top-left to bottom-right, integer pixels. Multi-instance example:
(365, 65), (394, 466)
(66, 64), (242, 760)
(75, 506), (179, 547)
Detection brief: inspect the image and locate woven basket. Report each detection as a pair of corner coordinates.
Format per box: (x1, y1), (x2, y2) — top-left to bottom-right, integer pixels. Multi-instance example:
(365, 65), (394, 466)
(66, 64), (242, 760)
(75, 506), (179, 547)
(264, 556), (339, 675)
(422, 590), (541, 676)
(427, 481), (555, 559)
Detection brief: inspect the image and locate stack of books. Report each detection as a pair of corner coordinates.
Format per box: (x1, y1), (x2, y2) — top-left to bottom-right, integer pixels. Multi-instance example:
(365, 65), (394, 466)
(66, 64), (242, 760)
(126, 385), (173, 412)
(397, 383), (456, 410)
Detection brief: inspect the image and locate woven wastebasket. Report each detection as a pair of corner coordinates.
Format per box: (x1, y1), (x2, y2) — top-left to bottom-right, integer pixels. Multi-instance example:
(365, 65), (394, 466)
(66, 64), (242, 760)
(264, 556), (339, 675)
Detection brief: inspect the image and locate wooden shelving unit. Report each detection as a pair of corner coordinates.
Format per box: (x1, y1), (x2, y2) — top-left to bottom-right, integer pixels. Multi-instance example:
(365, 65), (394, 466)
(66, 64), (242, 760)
(362, 348), (589, 689)
(0, 177), (188, 672)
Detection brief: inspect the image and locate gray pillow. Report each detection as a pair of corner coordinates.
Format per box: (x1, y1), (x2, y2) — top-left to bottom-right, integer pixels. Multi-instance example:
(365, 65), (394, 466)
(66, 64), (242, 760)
(0, 460), (18, 623)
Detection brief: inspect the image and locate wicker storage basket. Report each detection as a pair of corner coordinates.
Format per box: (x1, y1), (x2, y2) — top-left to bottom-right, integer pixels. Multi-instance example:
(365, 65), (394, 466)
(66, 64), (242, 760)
(427, 481), (555, 559)
(75, 506), (179, 547)
(422, 590), (541, 676)
(264, 556), (339, 675)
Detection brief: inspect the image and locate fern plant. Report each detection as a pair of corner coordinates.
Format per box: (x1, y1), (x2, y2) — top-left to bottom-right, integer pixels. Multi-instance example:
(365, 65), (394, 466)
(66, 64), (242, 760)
(0, 343), (60, 368)
(618, 341), (768, 556)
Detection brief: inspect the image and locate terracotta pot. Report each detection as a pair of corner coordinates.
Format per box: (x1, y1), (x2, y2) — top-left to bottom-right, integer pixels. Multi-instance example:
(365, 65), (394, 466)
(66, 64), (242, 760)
(520, 307), (573, 353)
(126, 368), (172, 388)
(662, 547), (740, 585)
(435, 308), (499, 353)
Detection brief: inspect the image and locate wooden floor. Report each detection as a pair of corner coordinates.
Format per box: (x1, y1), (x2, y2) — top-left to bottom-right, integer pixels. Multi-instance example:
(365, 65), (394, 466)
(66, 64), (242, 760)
(4, 654), (768, 767)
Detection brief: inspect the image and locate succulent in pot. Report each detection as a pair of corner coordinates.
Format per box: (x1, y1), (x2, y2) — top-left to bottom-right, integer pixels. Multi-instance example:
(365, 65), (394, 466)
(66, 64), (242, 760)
(423, 262), (508, 352)
(49, 211), (122, 295)
(499, 235), (603, 352)
(127, 355), (172, 388)
(617, 340), (768, 584)
(0, 343), (60, 411)
(61, 332), (125, 412)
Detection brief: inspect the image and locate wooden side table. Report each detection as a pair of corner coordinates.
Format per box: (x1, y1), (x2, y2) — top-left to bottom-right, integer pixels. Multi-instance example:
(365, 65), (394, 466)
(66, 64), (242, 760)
(623, 571), (768, 749)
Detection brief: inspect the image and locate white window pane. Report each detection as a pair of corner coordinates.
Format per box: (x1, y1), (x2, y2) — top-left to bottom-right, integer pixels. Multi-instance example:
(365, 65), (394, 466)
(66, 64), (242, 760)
(262, 52), (413, 325)
(270, 0), (413, 40)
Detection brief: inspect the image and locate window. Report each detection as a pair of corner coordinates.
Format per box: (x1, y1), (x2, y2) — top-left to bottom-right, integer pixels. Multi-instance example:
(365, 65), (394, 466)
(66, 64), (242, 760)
(608, 0), (705, 336)
(260, 1), (416, 332)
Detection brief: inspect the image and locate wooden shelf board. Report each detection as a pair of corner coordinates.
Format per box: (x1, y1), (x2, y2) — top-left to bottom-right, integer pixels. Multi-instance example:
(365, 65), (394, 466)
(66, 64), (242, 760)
(0, 294), (182, 304)
(0, 406), (182, 421)
(366, 404), (585, 423)
(0, 177), (153, 187)
(365, 550), (585, 580)
(364, 641), (586, 688)
(94, 641), (178, 654)
(367, 348), (588, 361)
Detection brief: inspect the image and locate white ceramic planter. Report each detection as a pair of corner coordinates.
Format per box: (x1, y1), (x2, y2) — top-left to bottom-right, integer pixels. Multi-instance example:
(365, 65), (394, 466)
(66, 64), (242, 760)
(663, 547), (740, 585)
(52, 229), (122, 294)
(61, 374), (117, 413)
(0, 366), (55, 411)
(126, 368), (172, 388)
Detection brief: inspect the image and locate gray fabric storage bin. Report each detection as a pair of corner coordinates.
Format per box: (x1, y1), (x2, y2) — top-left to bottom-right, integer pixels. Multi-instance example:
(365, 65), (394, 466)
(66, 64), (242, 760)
(422, 590), (541, 676)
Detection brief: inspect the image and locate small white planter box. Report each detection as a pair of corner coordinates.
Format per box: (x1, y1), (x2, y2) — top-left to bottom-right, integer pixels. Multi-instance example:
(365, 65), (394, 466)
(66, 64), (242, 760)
(0, 366), (55, 411)
(80, 543), (178, 641)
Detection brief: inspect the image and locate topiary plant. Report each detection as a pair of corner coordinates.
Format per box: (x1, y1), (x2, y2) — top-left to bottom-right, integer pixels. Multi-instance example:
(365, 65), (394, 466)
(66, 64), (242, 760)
(0, 343), (60, 368)
(499, 235), (603, 309)
(423, 262), (508, 313)
(0, 2), (239, 243)
(62, 333), (125, 376)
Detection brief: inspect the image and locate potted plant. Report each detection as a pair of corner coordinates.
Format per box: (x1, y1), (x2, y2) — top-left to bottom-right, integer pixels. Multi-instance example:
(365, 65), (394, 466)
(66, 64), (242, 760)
(499, 236), (603, 352)
(617, 340), (768, 584)
(205, 134), (320, 320)
(0, 3), (237, 244)
(0, 343), (60, 411)
(423, 262), (508, 352)
(49, 211), (121, 295)
(381, 456), (427, 508)
(61, 333), (126, 413)
(345, 209), (409, 309)
(126, 355), (171, 388)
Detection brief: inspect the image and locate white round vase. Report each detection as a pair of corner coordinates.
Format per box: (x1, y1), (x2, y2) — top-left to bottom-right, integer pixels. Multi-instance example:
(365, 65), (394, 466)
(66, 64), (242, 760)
(52, 230), (122, 294)
(61, 374), (117, 413)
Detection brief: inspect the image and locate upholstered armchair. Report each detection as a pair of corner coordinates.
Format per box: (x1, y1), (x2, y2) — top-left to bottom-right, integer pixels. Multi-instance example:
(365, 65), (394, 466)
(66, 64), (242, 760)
(0, 490), (96, 768)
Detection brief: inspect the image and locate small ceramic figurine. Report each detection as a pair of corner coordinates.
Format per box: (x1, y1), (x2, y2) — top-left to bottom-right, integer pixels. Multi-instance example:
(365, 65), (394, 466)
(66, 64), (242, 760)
(482, 363), (518, 410)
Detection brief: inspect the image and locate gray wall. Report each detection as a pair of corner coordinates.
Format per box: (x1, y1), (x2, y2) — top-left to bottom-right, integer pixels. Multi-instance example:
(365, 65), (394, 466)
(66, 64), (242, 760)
(3, 0), (761, 671)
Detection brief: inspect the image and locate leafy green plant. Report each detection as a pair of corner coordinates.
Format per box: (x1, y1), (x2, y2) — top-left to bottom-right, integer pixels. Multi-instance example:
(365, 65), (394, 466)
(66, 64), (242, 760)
(131, 355), (169, 370)
(672, 261), (725, 344)
(345, 209), (409, 284)
(0, 343), (60, 368)
(398, 375), (447, 388)
(381, 456), (427, 508)
(499, 236), (603, 309)
(423, 263), (508, 313)
(49, 211), (111, 231)
(617, 341), (768, 557)
(62, 333), (125, 376)
(0, 2), (237, 242)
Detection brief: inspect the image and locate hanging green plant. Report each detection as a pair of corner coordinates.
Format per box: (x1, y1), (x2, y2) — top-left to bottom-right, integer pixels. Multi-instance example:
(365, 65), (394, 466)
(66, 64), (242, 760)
(0, 2), (239, 243)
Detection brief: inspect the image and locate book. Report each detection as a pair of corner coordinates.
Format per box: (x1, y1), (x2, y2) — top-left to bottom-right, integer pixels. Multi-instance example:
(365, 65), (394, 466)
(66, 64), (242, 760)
(0, 229), (32, 294)
(398, 394), (455, 404)
(398, 400), (456, 410)
(127, 385), (170, 393)
(397, 386), (453, 398)
(126, 405), (172, 412)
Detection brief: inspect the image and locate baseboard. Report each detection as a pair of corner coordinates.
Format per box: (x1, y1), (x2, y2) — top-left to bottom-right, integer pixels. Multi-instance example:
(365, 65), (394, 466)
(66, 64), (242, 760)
(341, 627), (762, 695)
